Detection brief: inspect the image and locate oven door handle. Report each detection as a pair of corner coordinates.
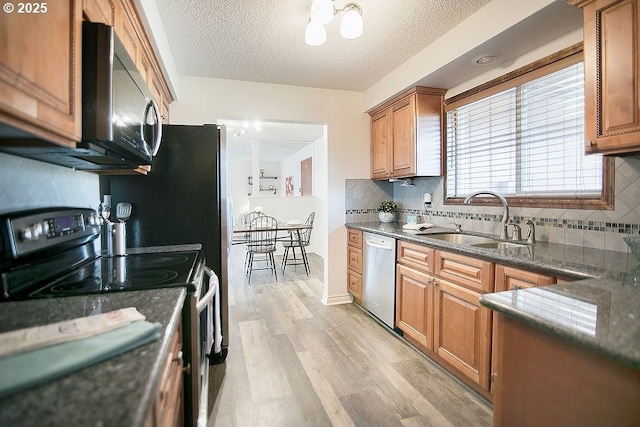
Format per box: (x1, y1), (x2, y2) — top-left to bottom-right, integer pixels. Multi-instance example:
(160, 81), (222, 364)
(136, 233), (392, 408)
(196, 265), (218, 313)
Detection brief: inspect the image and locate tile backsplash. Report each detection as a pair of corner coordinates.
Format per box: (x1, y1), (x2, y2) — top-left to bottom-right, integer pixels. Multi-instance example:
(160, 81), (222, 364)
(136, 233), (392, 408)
(0, 153), (99, 211)
(346, 156), (640, 253)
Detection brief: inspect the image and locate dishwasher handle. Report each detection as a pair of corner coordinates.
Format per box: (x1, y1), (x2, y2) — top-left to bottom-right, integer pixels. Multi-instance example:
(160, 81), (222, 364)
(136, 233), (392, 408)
(365, 239), (393, 251)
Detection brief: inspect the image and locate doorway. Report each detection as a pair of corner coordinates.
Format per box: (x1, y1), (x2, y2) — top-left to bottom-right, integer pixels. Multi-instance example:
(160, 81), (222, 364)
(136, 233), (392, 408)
(300, 156), (312, 197)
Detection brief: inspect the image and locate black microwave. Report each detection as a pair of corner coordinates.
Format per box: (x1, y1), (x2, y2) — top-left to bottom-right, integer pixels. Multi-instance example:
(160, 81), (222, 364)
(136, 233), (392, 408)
(0, 22), (162, 171)
(80, 21), (162, 168)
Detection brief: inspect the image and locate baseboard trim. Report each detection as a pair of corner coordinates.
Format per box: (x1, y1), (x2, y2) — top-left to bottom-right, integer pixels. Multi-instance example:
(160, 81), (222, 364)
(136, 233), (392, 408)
(321, 293), (353, 306)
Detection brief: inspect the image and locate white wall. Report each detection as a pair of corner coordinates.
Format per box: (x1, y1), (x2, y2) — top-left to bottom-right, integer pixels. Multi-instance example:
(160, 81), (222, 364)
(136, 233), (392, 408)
(170, 77), (369, 305)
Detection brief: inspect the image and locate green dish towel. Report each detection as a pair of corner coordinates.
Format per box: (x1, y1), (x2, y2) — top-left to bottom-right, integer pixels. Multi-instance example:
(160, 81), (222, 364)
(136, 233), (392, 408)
(0, 320), (161, 399)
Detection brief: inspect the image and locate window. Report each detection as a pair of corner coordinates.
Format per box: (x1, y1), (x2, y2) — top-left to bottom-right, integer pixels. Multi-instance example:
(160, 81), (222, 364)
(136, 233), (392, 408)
(445, 47), (613, 209)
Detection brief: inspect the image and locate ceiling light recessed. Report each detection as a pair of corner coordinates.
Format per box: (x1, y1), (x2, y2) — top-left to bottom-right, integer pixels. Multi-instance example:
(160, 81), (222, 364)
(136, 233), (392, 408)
(475, 55), (498, 65)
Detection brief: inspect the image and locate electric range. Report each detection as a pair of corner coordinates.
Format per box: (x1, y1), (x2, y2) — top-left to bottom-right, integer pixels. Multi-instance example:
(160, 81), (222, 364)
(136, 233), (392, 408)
(0, 207), (220, 427)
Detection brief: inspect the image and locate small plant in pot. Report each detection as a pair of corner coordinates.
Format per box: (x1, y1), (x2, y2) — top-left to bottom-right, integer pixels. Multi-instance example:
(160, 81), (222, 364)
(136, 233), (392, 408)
(377, 200), (398, 223)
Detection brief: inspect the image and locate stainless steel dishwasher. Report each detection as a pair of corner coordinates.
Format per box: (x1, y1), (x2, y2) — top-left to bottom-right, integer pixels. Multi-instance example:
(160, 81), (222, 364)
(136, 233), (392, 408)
(362, 232), (397, 328)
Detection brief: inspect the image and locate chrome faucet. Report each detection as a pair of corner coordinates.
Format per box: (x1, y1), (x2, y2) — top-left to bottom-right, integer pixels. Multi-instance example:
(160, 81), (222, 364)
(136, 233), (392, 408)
(525, 218), (536, 244)
(463, 191), (510, 240)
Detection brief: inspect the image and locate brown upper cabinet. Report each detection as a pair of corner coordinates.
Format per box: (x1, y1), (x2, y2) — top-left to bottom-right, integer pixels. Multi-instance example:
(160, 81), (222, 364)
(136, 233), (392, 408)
(0, 0), (172, 173)
(83, 0), (114, 26)
(368, 87), (446, 180)
(569, 0), (640, 155)
(113, 0), (172, 124)
(0, 0), (83, 147)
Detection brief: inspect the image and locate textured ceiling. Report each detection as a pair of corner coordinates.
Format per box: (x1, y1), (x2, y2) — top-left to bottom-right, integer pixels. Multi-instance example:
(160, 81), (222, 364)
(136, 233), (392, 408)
(150, 0), (582, 160)
(154, 0), (492, 91)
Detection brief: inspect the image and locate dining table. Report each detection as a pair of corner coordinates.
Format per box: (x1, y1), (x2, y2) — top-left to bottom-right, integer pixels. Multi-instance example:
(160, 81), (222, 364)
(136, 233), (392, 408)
(231, 222), (313, 274)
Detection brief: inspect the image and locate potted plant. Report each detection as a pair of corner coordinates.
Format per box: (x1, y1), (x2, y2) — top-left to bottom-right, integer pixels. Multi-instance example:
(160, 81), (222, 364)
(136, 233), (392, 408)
(377, 200), (398, 223)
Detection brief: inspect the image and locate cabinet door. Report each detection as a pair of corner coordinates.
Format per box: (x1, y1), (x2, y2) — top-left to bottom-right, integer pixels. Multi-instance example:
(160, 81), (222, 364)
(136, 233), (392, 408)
(83, 0), (114, 25)
(391, 95), (416, 177)
(0, 0), (82, 147)
(581, 0), (640, 154)
(434, 278), (491, 390)
(491, 265), (556, 394)
(396, 264), (434, 350)
(114, 0), (141, 66)
(495, 265), (556, 292)
(370, 109), (391, 179)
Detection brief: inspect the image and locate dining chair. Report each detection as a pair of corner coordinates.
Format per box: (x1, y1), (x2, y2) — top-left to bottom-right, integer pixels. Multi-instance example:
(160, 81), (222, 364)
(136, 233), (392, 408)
(234, 211), (263, 248)
(245, 215), (278, 283)
(281, 212), (315, 275)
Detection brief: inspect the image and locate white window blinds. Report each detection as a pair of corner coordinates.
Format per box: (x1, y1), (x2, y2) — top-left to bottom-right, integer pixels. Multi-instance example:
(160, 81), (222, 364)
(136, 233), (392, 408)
(446, 61), (603, 199)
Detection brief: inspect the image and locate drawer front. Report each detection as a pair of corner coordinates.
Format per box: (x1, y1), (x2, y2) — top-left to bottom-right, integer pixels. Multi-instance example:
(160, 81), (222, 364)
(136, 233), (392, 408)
(495, 264), (556, 292)
(397, 240), (435, 273)
(347, 246), (363, 274)
(435, 250), (494, 293)
(347, 270), (362, 300)
(347, 229), (363, 248)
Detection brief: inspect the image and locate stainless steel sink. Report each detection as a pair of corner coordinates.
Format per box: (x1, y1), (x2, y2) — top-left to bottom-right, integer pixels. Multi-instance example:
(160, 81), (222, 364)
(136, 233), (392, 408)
(419, 233), (496, 245)
(471, 241), (528, 249)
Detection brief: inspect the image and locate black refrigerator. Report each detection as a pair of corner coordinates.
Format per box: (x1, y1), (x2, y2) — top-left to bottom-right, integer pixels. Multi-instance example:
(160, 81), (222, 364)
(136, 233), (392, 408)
(101, 124), (230, 361)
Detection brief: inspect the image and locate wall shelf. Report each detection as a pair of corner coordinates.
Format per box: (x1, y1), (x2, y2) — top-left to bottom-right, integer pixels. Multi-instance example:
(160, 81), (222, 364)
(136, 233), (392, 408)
(248, 169), (278, 185)
(248, 169), (278, 195)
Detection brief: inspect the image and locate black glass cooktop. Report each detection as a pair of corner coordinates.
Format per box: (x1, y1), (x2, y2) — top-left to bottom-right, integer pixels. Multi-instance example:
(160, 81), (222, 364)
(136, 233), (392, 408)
(29, 251), (200, 297)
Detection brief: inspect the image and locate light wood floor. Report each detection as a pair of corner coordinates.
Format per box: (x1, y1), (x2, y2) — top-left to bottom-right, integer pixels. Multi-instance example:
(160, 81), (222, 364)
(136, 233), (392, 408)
(209, 245), (492, 427)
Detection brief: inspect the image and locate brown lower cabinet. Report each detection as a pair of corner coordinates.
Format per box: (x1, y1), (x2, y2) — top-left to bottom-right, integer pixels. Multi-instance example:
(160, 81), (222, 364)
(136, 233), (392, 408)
(433, 278), (492, 390)
(346, 229), (363, 304)
(493, 312), (640, 427)
(393, 239), (565, 400)
(147, 319), (184, 427)
(395, 242), (493, 397)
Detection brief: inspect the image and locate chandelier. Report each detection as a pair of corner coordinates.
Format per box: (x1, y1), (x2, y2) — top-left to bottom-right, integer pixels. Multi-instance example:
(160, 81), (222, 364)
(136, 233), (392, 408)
(305, 0), (363, 46)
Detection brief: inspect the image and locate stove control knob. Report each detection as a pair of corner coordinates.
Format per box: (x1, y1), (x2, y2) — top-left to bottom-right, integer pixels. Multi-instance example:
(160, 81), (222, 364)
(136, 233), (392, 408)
(20, 222), (46, 241)
(20, 227), (33, 241)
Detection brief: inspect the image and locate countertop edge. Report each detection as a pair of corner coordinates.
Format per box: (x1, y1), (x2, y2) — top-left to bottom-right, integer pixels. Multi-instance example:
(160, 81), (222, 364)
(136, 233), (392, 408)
(480, 292), (640, 371)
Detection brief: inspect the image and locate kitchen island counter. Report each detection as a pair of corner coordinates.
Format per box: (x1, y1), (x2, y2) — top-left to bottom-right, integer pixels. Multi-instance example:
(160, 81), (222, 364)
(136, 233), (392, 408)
(0, 288), (186, 427)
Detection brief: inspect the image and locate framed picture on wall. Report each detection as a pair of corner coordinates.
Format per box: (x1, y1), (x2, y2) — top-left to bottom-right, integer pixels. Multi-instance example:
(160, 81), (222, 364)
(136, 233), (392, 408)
(285, 176), (294, 197)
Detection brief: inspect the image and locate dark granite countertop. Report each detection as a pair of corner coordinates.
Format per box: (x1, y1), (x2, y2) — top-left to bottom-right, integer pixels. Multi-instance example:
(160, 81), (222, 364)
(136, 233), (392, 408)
(346, 221), (640, 369)
(0, 288), (186, 427)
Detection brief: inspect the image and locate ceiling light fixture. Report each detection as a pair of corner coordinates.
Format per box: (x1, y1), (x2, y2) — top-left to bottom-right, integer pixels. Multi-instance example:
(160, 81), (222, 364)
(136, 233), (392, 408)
(305, 1), (363, 46)
(474, 55), (498, 65)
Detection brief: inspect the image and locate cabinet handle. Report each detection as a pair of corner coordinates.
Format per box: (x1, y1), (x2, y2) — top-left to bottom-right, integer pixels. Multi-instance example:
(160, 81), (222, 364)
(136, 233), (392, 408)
(182, 362), (191, 375)
(585, 140), (594, 148)
(491, 372), (497, 382)
(173, 351), (183, 362)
